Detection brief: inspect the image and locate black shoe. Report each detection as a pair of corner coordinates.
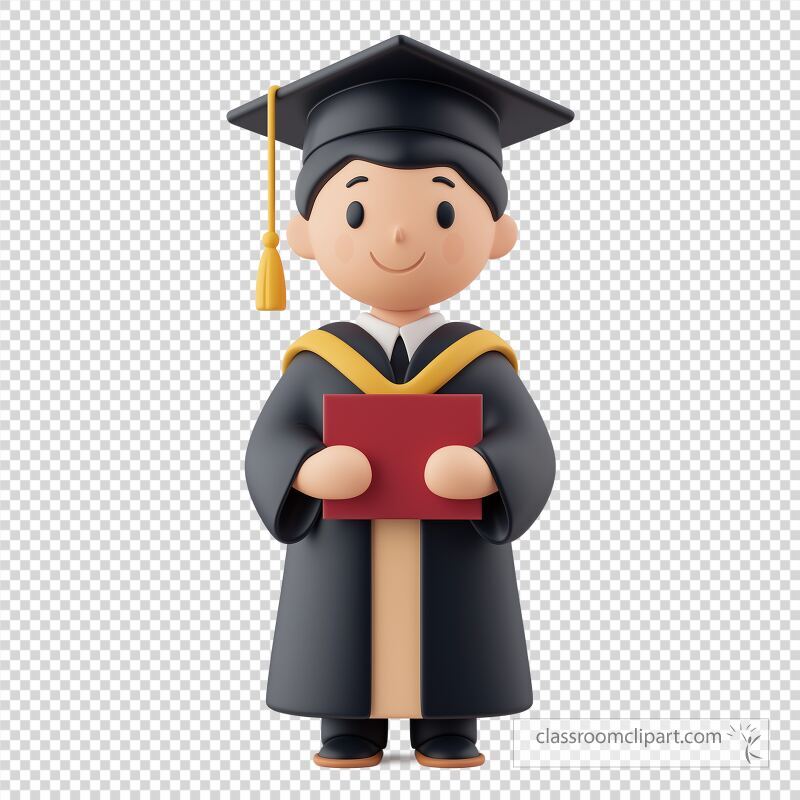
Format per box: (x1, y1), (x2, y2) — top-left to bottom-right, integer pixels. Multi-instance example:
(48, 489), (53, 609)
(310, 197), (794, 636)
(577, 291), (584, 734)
(313, 735), (383, 768)
(415, 734), (485, 768)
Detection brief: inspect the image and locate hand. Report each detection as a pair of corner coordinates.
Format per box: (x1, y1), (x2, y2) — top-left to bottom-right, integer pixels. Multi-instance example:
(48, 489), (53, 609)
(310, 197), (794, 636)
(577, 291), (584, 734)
(293, 445), (372, 500)
(424, 445), (498, 500)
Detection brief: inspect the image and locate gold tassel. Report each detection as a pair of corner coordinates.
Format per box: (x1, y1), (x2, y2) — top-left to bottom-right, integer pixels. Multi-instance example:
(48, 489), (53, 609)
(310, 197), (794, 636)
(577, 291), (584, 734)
(256, 231), (285, 310)
(256, 85), (286, 311)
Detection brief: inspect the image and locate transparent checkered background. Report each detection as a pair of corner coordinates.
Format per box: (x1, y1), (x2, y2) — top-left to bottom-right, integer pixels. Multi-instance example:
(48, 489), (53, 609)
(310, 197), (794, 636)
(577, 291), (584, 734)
(1, 0), (797, 797)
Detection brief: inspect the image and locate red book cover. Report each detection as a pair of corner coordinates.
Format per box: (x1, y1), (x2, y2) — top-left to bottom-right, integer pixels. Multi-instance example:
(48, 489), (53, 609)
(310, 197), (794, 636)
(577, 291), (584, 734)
(323, 394), (483, 520)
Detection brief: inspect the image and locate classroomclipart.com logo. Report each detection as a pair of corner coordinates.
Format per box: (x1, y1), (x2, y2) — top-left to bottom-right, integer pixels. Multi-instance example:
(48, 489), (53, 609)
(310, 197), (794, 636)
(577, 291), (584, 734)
(512, 718), (769, 768)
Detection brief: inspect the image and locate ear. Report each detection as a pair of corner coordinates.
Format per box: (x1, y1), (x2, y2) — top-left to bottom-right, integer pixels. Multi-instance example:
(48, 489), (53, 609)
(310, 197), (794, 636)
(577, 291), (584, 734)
(489, 214), (518, 260)
(286, 213), (314, 259)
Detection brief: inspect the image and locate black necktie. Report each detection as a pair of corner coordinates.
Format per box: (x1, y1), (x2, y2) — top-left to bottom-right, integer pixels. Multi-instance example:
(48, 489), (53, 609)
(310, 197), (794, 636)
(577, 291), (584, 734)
(390, 335), (409, 383)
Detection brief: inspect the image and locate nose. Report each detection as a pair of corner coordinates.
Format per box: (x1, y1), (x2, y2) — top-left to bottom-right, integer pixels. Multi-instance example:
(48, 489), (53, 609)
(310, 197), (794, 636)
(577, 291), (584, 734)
(393, 226), (406, 243)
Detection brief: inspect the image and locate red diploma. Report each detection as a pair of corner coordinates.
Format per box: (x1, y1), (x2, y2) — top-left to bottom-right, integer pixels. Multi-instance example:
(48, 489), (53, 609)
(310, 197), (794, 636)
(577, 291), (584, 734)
(322, 394), (483, 520)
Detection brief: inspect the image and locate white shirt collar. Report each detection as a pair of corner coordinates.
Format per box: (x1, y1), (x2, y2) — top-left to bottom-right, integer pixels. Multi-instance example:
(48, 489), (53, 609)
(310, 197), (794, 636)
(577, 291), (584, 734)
(354, 311), (447, 360)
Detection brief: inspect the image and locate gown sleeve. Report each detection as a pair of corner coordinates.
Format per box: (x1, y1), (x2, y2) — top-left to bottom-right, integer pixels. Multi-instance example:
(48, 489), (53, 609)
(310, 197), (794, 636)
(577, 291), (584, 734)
(245, 352), (327, 544)
(460, 351), (556, 545)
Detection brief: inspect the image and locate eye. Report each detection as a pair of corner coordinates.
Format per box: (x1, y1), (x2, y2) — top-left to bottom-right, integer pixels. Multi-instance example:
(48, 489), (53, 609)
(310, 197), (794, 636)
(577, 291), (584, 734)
(436, 201), (455, 229)
(346, 201), (364, 229)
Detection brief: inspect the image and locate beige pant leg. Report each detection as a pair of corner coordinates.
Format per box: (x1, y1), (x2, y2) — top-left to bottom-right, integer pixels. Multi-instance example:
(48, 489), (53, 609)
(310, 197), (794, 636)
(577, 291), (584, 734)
(370, 518), (422, 719)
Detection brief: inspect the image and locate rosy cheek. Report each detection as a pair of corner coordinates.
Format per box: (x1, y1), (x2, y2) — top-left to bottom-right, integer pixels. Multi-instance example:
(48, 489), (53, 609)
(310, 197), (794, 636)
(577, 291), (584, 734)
(335, 232), (354, 263)
(442, 231), (464, 264)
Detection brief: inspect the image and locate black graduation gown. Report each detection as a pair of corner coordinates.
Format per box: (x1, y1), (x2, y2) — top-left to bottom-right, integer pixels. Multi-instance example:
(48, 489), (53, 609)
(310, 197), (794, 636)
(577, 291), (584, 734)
(245, 321), (555, 719)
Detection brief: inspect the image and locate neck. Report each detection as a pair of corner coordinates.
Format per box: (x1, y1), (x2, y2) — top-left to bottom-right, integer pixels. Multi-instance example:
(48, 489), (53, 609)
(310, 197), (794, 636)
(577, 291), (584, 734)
(369, 306), (431, 327)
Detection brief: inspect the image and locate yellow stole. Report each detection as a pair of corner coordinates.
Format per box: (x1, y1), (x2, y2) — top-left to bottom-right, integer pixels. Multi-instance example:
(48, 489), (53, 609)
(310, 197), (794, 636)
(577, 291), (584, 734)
(282, 328), (518, 393)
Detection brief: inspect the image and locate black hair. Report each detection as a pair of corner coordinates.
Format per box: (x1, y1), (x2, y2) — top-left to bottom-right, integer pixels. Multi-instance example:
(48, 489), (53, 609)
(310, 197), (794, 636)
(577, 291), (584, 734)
(296, 130), (508, 221)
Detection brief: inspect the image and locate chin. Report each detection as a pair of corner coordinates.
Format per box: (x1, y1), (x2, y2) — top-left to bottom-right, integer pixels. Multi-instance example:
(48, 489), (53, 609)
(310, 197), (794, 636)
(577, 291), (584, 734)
(362, 298), (424, 312)
(333, 282), (420, 311)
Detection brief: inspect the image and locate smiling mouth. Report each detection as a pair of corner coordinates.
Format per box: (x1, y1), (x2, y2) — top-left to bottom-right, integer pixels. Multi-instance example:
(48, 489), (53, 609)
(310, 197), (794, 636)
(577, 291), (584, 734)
(369, 251), (426, 273)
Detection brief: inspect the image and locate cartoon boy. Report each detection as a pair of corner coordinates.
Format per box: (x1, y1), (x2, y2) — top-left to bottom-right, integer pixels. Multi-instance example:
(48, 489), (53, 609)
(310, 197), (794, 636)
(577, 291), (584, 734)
(229, 36), (572, 768)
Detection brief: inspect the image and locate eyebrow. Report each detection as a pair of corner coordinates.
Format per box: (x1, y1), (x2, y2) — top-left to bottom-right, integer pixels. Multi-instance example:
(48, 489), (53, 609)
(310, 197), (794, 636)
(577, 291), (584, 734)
(345, 176), (368, 188)
(432, 176), (455, 187)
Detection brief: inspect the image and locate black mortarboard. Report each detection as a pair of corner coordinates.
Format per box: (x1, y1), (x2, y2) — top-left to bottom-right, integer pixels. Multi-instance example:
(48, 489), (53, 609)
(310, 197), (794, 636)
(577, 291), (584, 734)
(228, 35), (573, 310)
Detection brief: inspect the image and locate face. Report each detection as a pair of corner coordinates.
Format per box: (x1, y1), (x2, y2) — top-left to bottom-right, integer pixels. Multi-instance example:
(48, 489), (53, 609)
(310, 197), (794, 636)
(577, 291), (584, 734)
(286, 161), (518, 311)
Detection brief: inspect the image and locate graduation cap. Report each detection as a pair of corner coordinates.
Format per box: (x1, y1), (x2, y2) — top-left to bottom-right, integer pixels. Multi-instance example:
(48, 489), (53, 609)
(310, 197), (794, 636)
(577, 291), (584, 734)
(228, 35), (573, 310)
